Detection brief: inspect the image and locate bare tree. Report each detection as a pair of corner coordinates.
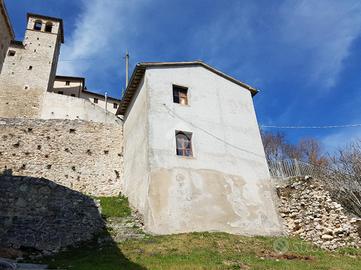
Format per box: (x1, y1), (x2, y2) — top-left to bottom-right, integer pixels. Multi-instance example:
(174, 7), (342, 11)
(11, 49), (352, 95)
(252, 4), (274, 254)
(261, 131), (291, 161)
(298, 138), (328, 167)
(321, 140), (361, 217)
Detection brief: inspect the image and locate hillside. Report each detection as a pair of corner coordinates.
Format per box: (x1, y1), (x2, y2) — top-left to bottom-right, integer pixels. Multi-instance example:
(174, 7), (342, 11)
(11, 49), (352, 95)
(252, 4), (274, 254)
(26, 196), (361, 270)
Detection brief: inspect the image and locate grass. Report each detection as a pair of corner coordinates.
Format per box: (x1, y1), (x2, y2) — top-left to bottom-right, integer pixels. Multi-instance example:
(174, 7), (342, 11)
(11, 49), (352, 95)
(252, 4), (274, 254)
(96, 195), (131, 219)
(36, 233), (360, 270)
(32, 196), (361, 269)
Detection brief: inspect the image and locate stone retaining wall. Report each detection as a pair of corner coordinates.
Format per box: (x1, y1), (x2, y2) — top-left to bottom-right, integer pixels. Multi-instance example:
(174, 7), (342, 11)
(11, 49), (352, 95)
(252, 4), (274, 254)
(277, 177), (361, 250)
(0, 174), (105, 253)
(0, 118), (123, 196)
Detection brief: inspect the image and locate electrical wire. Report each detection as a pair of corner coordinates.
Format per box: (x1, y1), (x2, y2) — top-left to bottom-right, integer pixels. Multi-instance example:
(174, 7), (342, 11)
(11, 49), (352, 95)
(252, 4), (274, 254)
(162, 104), (266, 159)
(260, 124), (361, 129)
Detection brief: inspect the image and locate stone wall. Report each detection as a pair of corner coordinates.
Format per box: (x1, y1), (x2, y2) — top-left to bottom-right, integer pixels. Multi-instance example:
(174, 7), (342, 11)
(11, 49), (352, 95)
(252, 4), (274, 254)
(0, 173), (105, 253)
(0, 0), (13, 74)
(0, 86), (44, 119)
(0, 118), (123, 196)
(277, 177), (361, 250)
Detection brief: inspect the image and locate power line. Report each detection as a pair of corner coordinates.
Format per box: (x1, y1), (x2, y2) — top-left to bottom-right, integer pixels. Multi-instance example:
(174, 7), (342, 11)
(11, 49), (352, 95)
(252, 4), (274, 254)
(260, 123), (361, 129)
(162, 104), (266, 159)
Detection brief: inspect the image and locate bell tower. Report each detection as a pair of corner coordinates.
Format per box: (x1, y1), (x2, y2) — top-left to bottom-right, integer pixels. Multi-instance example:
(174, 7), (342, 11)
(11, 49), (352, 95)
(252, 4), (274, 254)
(0, 13), (64, 92)
(0, 13), (64, 118)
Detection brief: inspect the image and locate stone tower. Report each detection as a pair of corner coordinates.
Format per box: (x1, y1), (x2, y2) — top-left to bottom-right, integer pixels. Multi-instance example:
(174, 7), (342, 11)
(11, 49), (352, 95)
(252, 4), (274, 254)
(0, 13), (64, 118)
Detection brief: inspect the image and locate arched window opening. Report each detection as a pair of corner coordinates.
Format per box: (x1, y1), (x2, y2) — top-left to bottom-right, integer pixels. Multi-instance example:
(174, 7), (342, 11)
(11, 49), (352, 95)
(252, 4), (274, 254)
(34, 20), (42, 31)
(45, 22), (53, 33)
(176, 131), (193, 157)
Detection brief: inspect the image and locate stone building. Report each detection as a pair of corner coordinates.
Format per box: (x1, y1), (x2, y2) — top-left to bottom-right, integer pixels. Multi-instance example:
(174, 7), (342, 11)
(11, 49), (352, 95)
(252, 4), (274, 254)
(0, 13), (63, 92)
(116, 62), (282, 235)
(0, 10), (120, 120)
(1, 3), (282, 237)
(0, 0), (14, 74)
(0, 13), (66, 119)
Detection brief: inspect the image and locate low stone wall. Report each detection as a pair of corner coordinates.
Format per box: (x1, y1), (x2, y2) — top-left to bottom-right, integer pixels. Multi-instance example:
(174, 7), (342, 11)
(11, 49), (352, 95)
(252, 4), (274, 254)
(0, 174), (105, 253)
(0, 118), (123, 196)
(40, 92), (122, 124)
(277, 177), (361, 250)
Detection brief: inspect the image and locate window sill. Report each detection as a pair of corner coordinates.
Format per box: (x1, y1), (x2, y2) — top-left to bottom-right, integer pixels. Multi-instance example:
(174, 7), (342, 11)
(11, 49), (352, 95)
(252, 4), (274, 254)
(176, 155), (196, 160)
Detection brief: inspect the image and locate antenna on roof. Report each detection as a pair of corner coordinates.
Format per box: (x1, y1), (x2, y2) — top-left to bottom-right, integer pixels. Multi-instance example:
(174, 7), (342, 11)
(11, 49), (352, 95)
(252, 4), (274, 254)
(125, 49), (129, 88)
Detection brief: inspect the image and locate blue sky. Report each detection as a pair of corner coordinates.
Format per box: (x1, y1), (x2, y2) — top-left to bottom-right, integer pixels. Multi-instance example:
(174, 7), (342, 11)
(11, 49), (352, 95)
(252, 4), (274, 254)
(5, 0), (361, 152)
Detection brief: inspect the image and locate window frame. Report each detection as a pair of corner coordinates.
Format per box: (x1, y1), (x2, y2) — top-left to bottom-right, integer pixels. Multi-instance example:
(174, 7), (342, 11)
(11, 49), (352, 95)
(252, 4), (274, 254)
(8, 50), (16, 57)
(173, 85), (189, 106)
(34, 20), (42, 31)
(94, 98), (98, 104)
(65, 81), (71, 86)
(175, 130), (193, 157)
(45, 22), (53, 33)
(113, 103), (118, 109)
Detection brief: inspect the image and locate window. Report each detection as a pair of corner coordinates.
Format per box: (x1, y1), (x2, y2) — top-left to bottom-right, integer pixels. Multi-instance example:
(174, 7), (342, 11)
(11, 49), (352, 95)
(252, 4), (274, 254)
(173, 85), (188, 105)
(65, 81), (70, 86)
(71, 94), (76, 97)
(175, 131), (193, 157)
(58, 91), (63, 95)
(94, 98), (98, 104)
(113, 103), (118, 109)
(45, 22), (53, 33)
(8, 50), (15, 56)
(34, 21), (42, 31)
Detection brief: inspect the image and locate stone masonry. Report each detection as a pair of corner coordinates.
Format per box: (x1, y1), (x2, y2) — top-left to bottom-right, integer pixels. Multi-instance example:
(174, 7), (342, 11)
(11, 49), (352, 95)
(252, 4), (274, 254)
(0, 174), (105, 253)
(277, 177), (361, 250)
(0, 118), (123, 196)
(0, 0), (14, 73)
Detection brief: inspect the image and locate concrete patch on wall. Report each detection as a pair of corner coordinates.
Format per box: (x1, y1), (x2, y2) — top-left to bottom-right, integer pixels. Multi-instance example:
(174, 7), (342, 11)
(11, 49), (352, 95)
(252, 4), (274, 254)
(145, 168), (283, 236)
(0, 117), (123, 196)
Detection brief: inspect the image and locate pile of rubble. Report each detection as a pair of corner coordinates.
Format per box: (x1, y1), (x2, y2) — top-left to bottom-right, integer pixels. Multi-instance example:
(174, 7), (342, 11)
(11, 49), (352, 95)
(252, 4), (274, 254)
(277, 177), (361, 250)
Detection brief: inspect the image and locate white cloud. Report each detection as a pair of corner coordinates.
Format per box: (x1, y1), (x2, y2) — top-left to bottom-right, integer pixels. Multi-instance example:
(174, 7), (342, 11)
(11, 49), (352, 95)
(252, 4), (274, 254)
(57, 0), (148, 81)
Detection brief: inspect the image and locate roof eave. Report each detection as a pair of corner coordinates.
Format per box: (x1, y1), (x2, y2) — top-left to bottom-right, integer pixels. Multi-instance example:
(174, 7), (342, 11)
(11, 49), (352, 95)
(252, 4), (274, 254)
(116, 61), (259, 116)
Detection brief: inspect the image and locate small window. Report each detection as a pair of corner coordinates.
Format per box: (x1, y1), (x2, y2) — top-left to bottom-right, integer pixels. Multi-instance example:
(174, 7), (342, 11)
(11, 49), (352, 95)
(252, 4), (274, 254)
(28, 66), (33, 70)
(58, 91), (63, 95)
(113, 103), (118, 109)
(173, 85), (188, 105)
(45, 22), (53, 33)
(71, 94), (76, 97)
(65, 81), (70, 86)
(94, 98), (98, 104)
(175, 131), (193, 157)
(8, 50), (16, 57)
(34, 21), (42, 31)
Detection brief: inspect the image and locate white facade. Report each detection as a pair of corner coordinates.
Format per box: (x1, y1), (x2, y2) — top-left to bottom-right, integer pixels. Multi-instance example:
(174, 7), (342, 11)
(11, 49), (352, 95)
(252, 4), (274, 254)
(52, 76), (121, 115)
(122, 63), (282, 235)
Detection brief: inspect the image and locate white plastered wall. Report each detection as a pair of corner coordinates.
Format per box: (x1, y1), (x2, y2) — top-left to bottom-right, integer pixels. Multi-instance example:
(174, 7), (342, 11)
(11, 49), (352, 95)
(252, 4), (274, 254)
(123, 65), (283, 236)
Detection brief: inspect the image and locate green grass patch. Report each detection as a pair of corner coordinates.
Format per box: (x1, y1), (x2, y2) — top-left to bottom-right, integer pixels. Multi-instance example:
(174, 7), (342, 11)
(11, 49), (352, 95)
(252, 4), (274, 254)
(35, 232), (361, 270)
(96, 196), (131, 219)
